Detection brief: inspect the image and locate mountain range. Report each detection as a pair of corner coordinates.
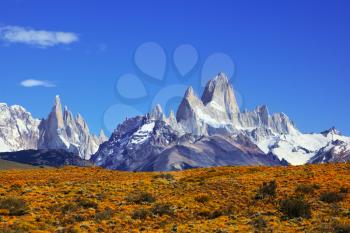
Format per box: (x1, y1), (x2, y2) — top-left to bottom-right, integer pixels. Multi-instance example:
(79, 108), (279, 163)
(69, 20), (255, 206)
(1, 73), (349, 170)
(0, 96), (107, 160)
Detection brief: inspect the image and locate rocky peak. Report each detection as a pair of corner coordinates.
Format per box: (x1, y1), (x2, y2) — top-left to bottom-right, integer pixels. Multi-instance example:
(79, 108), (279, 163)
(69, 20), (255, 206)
(38, 96), (106, 160)
(255, 105), (269, 126)
(201, 73), (239, 115)
(150, 104), (166, 121)
(99, 129), (108, 142)
(321, 127), (342, 137)
(63, 106), (74, 124)
(168, 110), (177, 123)
(184, 86), (204, 105)
(176, 87), (202, 122)
(185, 86), (194, 97)
(51, 95), (65, 130)
(76, 113), (89, 132)
(269, 113), (296, 134)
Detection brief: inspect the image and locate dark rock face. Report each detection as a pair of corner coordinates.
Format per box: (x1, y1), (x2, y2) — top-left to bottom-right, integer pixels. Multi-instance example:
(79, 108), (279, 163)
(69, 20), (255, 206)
(91, 116), (182, 171)
(0, 149), (92, 167)
(138, 134), (284, 172)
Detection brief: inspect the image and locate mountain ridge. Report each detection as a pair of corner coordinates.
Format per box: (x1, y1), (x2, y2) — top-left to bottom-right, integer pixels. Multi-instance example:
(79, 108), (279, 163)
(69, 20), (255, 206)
(1, 73), (349, 170)
(0, 96), (106, 159)
(93, 73), (350, 170)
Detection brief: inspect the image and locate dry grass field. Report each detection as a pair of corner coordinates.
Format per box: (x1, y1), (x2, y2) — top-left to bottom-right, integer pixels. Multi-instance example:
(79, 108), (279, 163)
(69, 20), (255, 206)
(0, 163), (349, 232)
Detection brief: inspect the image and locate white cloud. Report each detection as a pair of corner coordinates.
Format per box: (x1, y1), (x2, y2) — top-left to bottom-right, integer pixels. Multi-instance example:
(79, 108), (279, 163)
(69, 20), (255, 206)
(20, 79), (56, 88)
(0, 25), (78, 48)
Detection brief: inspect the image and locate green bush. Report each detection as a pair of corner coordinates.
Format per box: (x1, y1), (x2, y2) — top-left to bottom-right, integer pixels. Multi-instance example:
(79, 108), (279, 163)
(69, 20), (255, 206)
(74, 214), (88, 222)
(194, 194), (210, 203)
(95, 207), (114, 221)
(280, 196), (311, 219)
(340, 187), (349, 194)
(126, 191), (156, 204)
(333, 223), (350, 233)
(251, 216), (267, 231)
(215, 230), (229, 233)
(76, 198), (98, 209)
(295, 184), (317, 194)
(153, 173), (175, 181)
(151, 203), (174, 216)
(197, 205), (234, 219)
(320, 192), (346, 203)
(255, 181), (277, 200)
(10, 184), (22, 191)
(0, 197), (28, 216)
(60, 203), (78, 214)
(132, 208), (150, 220)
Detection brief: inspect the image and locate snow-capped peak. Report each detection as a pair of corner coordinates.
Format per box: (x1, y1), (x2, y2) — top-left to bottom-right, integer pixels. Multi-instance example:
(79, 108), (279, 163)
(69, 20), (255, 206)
(201, 72), (240, 116)
(321, 127), (342, 137)
(37, 96), (107, 159)
(0, 103), (40, 152)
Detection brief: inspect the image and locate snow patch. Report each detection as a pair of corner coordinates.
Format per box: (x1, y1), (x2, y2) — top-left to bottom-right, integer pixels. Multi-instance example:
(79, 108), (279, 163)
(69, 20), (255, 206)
(130, 122), (155, 144)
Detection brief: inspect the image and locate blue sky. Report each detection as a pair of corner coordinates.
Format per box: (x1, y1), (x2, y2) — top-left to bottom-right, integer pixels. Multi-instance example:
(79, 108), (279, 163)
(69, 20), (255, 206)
(0, 0), (350, 135)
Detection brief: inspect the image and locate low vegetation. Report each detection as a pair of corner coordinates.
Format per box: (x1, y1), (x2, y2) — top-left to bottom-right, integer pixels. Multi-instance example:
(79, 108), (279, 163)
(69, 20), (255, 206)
(0, 163), (348, 232)
(320, 191), (346, 203)
(255, 180), (277, 199)
(280, 196), (311, 219)
(295, 183), (320, 194)
(125, 191), (156, 204)
(0, 197), (27, 216)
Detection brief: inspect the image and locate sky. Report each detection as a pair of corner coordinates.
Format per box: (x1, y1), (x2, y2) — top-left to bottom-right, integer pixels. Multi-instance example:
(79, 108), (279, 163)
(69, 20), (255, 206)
(0, 0), (350, 135)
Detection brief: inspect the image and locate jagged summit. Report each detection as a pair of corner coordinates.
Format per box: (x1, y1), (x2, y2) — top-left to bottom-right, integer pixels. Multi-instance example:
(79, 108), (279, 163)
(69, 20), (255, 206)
(185, 86), (194, 96)
(55, 95), (61, 105)
(38, 96), (107, 159)
(201, 73), (239, 114)
(2, 74), (350, 170)
(176, 72), (256, 135)
(321, 127), (342, 137)
(99, 129), (108, 142)
(94, 73), (321, 170)
(149, 104), (166, 121)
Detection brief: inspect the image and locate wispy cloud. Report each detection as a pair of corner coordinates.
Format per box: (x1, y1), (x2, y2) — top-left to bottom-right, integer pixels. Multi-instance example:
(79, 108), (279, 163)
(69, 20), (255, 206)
(0, 25), (78, 48)
(20, 79), (56, 88)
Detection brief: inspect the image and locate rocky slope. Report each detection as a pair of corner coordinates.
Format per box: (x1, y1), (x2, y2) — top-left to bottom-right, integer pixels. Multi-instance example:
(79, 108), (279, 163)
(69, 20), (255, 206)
(0, 103), (40, 152)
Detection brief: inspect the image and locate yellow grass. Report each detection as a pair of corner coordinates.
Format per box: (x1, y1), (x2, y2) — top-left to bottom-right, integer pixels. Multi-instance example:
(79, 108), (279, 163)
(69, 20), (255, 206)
(0, 163), (349, 232)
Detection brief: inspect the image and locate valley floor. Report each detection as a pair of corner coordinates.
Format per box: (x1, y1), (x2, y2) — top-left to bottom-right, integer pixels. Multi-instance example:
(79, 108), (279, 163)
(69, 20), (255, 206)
(0, 164), (349, 232)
